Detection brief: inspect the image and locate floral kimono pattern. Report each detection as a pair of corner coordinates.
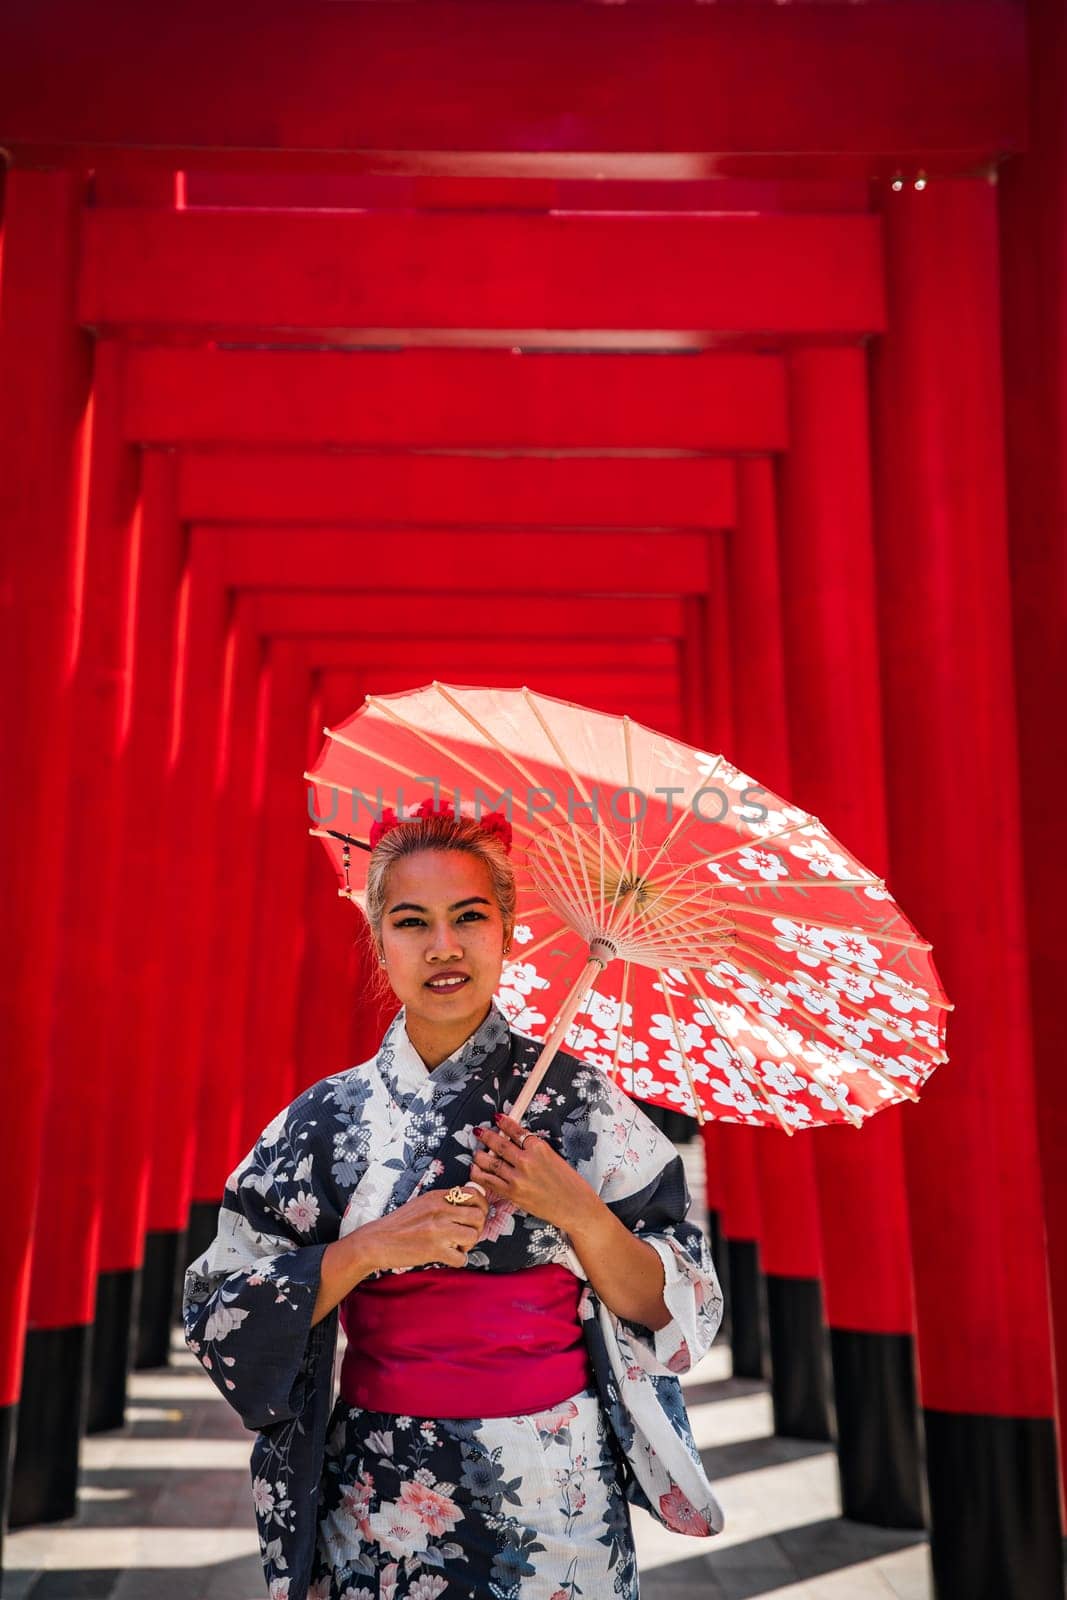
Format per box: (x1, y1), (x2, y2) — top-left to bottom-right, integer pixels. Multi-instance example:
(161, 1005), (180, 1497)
(183, 999), (726, 1599)
(312, 1384), (633, 1599)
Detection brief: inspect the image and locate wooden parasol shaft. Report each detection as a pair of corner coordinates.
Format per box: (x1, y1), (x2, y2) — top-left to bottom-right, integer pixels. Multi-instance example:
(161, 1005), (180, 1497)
(510, 948), (612, 1123)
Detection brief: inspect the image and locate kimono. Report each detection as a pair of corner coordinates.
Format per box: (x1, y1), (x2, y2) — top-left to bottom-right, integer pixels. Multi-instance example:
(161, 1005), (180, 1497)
(183, 998), (726, 1599)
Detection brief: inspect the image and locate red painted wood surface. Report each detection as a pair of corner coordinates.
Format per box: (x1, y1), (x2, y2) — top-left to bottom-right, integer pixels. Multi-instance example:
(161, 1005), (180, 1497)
(999, 0), (1067, 1518)
(97, 453), (186, 1279)
(80, 210), (885, 341)
(700, 561), (765, 1251)
(123, 348), (788, 451)
(143, 539), (230, 1237)
(776, 349), (913, 1332)
(871, 180), (1055, 1417)
(729, 457), (824, 1286)
(291, 640), (678, 678)
(184, 174), (873, 216)
(207, 528), (715, 595)
(239, 640), (317, 1140)
(178, 453), (736, 531)
(27, 341), (143, 1329)
(190, 603), (266, 1202)
(0, 3), (1024, 172)
(0, 171), (93, 1399)
(246, 593), (687, 642)
(291, 672), (369, 1112)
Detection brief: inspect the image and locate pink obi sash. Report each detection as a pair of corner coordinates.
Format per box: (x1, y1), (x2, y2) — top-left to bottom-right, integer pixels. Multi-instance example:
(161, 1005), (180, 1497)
(338, 1262), (593, 1419)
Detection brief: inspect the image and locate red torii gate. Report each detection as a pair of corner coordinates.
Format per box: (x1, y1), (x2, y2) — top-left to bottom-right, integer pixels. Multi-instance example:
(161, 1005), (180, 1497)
(2, 6), (1062, 1593)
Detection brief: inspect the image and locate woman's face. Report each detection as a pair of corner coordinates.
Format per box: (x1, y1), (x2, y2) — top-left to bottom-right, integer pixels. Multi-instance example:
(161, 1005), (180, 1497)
(378, 849), (509, 1045)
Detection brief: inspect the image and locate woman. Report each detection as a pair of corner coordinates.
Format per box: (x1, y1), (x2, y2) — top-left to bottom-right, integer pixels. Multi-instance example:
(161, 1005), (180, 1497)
(184, 801), (725, 1600)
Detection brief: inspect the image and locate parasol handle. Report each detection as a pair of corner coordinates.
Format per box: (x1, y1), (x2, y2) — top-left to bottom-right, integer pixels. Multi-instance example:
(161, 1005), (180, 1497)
(510, 941), (615, 1124)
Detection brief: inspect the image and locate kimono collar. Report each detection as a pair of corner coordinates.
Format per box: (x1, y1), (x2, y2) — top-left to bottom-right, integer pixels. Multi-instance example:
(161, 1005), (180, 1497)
(379, 995), (513, 1105)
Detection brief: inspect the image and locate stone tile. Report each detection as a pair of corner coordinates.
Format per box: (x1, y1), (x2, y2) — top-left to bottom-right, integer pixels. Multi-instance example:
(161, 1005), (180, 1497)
(0, 1569), (39, 1600)
(878, 1547), (937, 1600)
(80, 1439), (251, 1472)
(17, 1573), (124, 1600)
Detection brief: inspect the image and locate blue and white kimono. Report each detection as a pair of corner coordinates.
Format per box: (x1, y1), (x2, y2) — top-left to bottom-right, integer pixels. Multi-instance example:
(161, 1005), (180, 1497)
(183, 999), (726, 1599)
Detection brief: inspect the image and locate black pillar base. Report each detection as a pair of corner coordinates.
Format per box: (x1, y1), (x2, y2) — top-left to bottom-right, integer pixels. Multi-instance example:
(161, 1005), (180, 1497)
(726, 1237), (769, 1380)
(923, 1408), (1065, 1600)
(87, 1267), (140, 1434)
(766, 1274), (833, 1441)
(663, 1109), (695, 1144)
(642, 1104), (694, 1144)
(185, 1199), (221, 1273)
(9, 1323), (90, 1527)
(706, 1209), (729, 1338)
(829, 1326), (925, 1529)
(0, 1399), (16, 1565)
(134, 1228), (183, 1369)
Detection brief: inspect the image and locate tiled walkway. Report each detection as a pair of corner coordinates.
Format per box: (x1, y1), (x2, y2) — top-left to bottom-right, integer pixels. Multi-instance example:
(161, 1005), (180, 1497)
(5, 1334), (932, 1600)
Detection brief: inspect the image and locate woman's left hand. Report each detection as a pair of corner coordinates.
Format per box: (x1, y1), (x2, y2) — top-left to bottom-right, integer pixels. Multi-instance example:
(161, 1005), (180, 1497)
(472, 1113), (599, 1234)
(477, 1114), (672, 1332)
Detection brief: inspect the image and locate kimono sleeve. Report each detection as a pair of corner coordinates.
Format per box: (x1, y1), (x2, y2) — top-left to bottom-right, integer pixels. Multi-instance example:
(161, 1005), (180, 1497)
(182, 1089), (341, 1433)
(585, 1075), (725, 1378)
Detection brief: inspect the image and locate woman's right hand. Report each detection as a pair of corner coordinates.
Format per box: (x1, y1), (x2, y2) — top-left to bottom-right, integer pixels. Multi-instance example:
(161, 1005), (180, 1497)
(359, 1184), (490, 1272)
(311, 1183), (491, 1325)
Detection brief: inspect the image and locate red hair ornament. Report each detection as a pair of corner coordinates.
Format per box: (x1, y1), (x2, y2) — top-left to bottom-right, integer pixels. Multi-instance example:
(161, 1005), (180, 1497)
(368, 795), (513, 854)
